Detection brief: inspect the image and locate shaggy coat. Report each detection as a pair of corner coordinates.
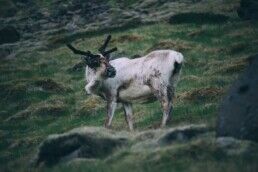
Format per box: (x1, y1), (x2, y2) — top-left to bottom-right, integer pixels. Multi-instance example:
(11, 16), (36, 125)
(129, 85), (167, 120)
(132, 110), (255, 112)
(85, 50), (184, 130)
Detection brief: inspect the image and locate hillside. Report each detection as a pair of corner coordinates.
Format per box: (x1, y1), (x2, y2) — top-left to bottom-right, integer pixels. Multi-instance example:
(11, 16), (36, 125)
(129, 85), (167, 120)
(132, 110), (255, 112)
(0, 0), (258, 171)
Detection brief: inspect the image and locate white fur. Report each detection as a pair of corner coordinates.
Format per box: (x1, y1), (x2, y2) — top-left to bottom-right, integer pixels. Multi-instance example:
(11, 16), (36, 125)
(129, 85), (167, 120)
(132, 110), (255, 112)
(85, 50), (184, 130)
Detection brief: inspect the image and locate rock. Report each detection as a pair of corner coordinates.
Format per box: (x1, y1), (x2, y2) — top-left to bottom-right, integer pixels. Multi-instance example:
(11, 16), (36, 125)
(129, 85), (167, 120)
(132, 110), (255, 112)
(32, 124), (211, 167)
(237, 0), (258, 20)
(216, 54), (258, 142)
(0, 26), (20, 45)
(158, 124), (210, 145)
(32, 127), (128, 166)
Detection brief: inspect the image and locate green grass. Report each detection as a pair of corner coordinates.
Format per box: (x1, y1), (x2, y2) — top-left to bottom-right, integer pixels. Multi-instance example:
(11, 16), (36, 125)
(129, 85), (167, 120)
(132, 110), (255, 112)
(1, 8), (258, 172)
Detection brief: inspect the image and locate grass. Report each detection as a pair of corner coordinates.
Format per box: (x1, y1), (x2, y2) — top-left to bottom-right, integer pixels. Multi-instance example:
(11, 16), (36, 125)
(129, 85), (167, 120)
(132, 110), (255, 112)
(1, 3), (258, 171)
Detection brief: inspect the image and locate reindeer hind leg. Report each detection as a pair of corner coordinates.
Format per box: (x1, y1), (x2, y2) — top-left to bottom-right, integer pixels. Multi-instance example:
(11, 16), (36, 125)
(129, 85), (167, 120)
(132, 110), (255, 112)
(148, 80), (173, 128)
(123, 103), (134, 131)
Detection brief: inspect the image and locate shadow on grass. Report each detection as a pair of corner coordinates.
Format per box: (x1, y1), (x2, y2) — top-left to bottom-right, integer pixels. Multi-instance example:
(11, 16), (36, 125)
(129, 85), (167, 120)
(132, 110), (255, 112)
(169, 12), (229, 25)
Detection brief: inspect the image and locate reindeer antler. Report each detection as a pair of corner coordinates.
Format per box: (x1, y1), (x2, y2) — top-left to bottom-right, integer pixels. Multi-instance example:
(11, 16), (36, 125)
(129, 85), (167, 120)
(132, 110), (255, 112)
(66, 35), (118, 60)
(98, 35), (117, 59)
(99, 35), (112, 54)
(66, 44), (92, 56)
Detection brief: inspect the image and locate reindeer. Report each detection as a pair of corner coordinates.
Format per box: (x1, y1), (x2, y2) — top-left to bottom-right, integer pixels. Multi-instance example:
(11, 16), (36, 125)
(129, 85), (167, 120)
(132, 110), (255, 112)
(67, 35), (184, 131)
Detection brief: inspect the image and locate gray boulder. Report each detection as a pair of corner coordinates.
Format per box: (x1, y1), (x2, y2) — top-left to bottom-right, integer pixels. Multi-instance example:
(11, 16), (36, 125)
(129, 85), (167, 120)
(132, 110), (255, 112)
(217, 54), (258, 142)
(32, 127), (128, 166)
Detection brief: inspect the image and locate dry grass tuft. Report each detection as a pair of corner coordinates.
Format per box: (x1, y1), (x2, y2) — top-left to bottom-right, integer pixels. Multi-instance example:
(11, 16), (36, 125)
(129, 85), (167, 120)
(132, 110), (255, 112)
(5, 98), (67, 121)
(178, 87), (224, 102)
(76, 96), (104, 116)
(147, 40), (192, 53)
(187, 29), (204, 37)
(33, 79), (71, 92)
(181, 75), (202, 82)
(211, 58), (248, 74)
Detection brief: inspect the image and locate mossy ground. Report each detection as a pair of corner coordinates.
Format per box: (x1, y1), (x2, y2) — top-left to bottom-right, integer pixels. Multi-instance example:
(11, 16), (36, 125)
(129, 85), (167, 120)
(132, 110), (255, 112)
(1, 1), (258, 171)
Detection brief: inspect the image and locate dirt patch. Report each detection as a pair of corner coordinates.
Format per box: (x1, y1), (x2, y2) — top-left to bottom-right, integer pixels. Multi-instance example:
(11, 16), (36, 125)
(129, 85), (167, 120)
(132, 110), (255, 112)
(147, 40), (192, 53)
(178, 87), (224, 102)
(113, 34), (143, 43)
(169, 12), (229, 24)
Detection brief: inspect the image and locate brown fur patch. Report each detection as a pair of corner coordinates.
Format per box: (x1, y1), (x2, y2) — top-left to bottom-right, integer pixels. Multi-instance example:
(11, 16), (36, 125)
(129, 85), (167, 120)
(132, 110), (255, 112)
(153, 68), (162, 78)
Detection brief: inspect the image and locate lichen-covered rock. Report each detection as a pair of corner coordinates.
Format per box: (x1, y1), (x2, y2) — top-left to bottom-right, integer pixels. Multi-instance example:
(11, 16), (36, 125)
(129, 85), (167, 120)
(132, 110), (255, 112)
(32, 127), (128, 166)
(216, 54), (258, 142)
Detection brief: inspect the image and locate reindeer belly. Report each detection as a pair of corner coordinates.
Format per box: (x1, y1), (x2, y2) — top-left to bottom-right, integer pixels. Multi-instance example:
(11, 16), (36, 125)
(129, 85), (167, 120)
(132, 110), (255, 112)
(118, 84), (156, 103)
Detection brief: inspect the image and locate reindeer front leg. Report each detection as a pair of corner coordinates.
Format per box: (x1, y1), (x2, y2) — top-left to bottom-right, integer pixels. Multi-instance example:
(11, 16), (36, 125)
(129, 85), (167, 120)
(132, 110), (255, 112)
(105, 98), (117, 129)
(85, 79), (101, 95)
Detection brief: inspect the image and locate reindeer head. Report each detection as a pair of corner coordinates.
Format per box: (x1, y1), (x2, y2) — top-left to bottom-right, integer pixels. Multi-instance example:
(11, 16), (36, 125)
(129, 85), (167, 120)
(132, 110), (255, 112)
(67, 35), (117, 78)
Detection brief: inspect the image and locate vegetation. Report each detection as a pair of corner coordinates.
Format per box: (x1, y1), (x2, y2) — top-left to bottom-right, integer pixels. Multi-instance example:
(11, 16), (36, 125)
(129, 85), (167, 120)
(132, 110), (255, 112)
(0, 0), (258, 171)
